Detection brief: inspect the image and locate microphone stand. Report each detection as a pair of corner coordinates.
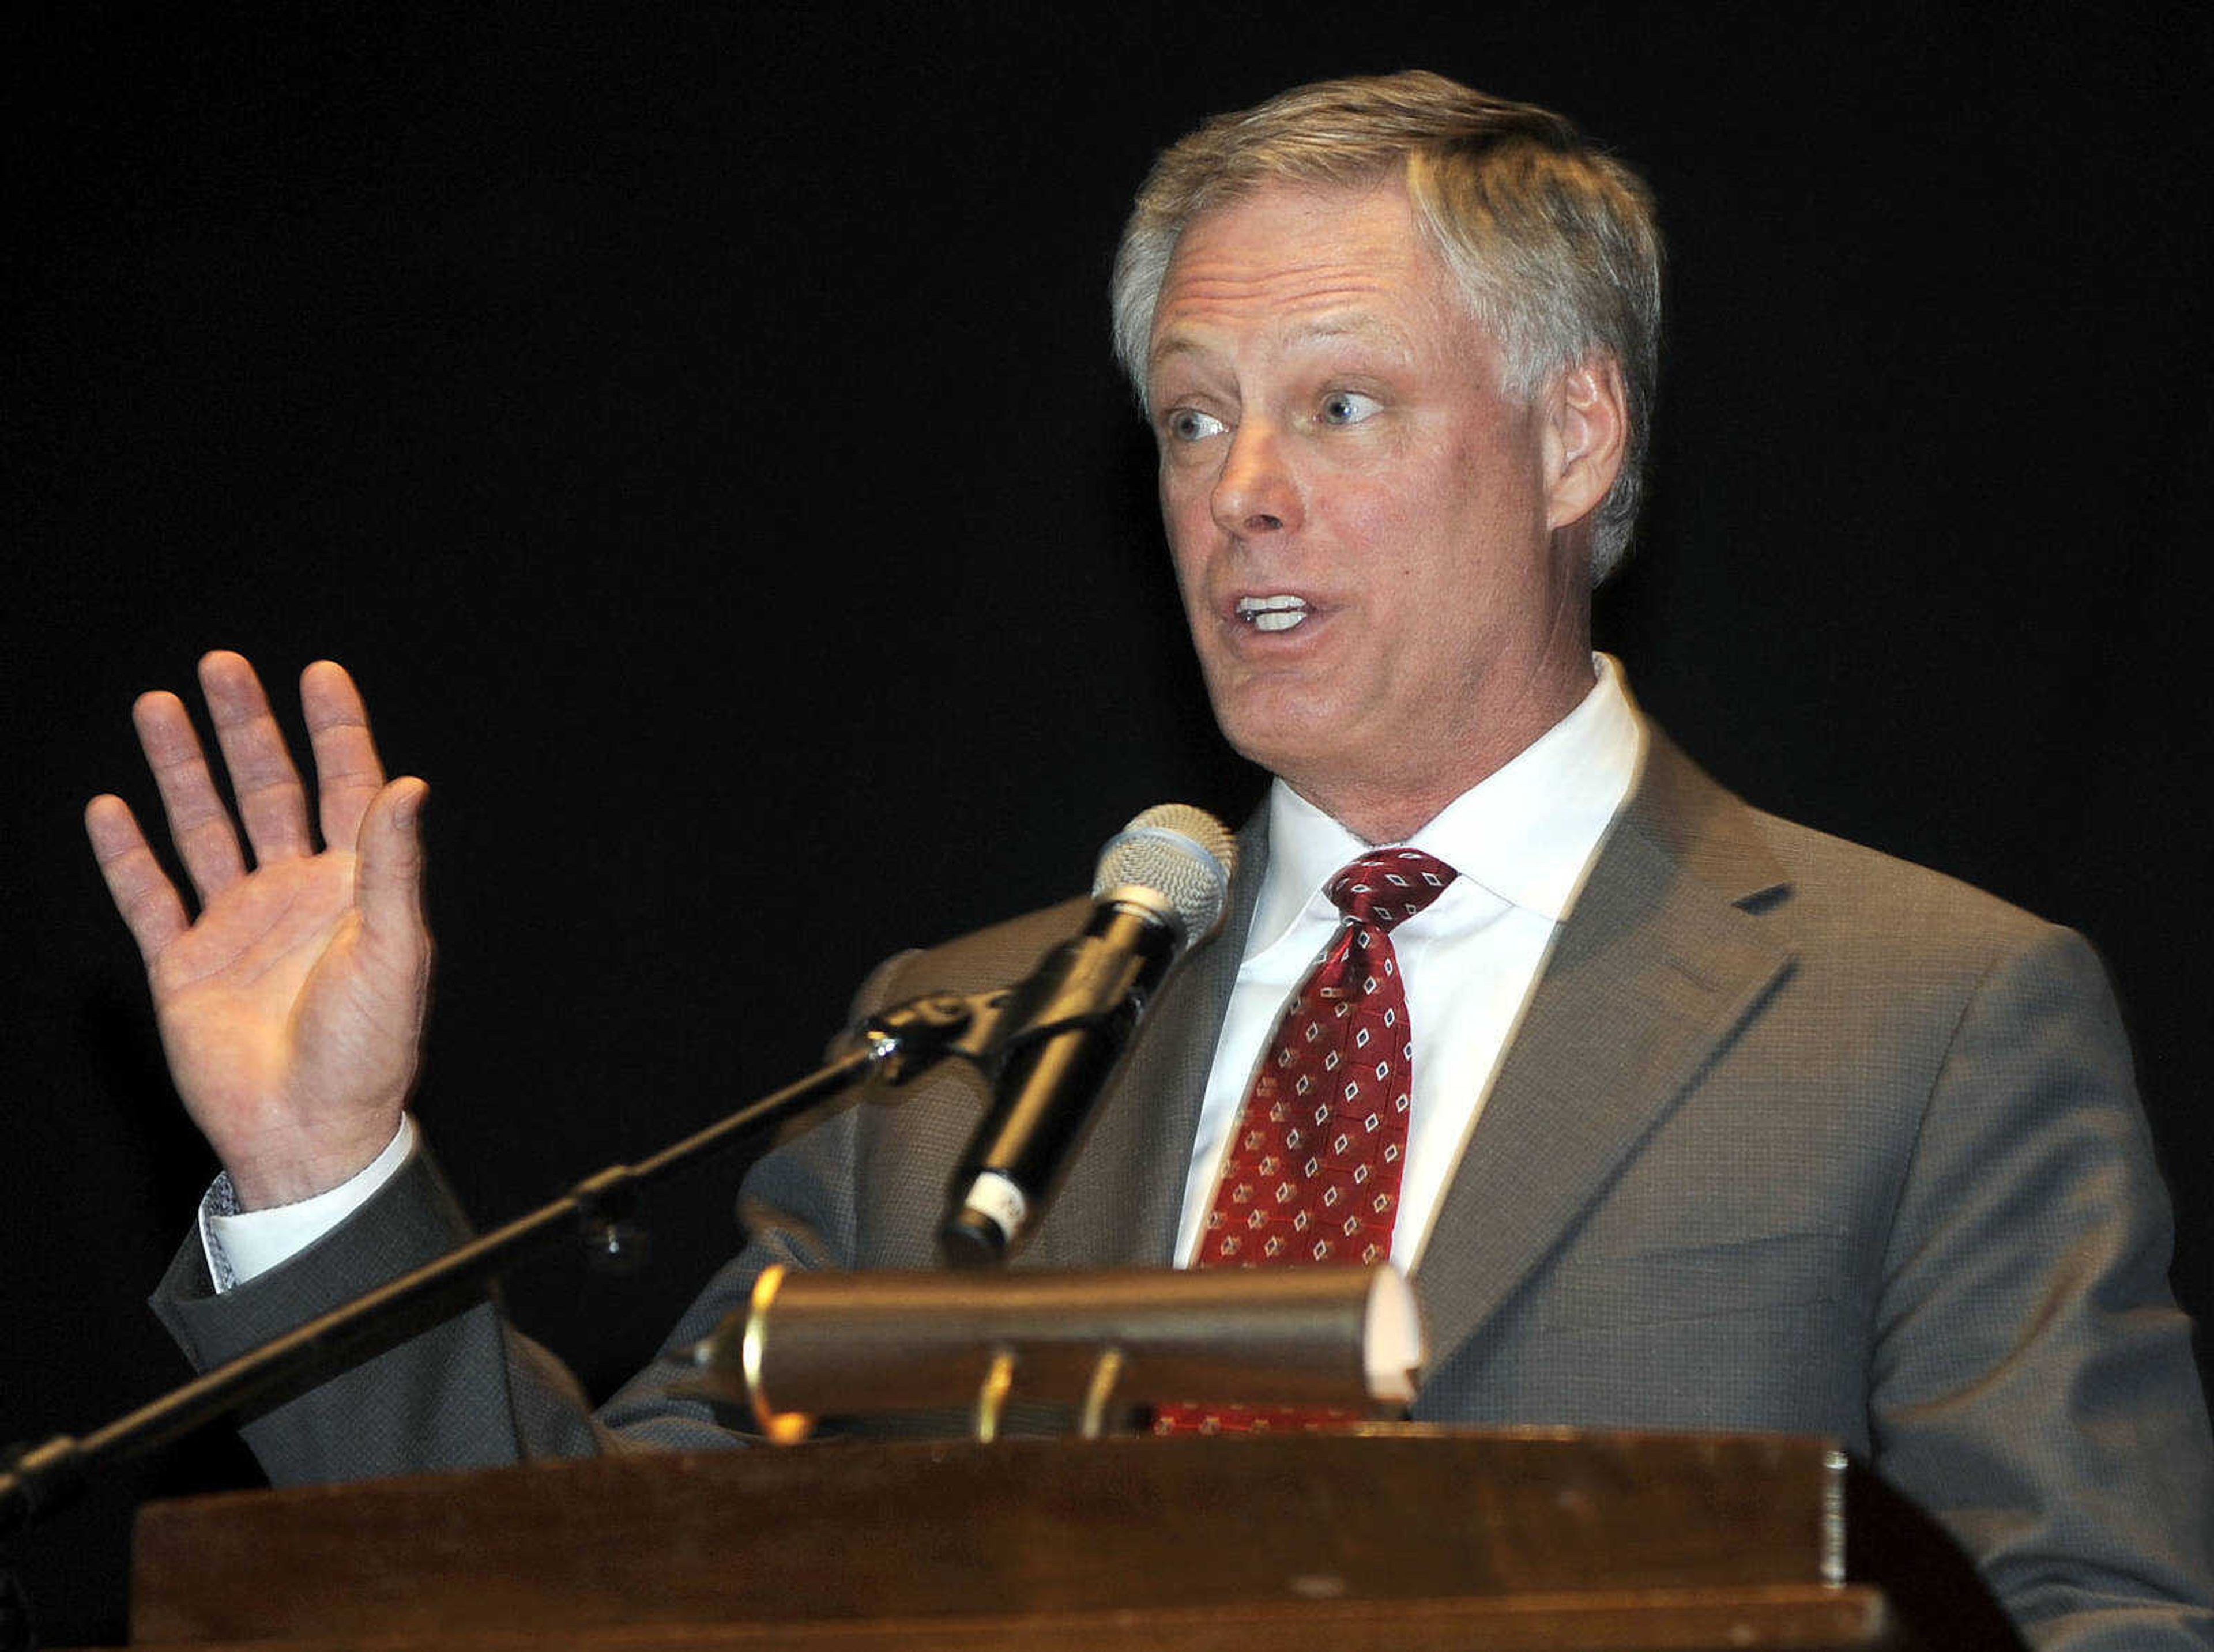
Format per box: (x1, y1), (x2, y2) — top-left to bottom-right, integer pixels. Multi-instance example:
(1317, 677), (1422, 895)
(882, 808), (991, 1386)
(0, 989), (1004, 1540)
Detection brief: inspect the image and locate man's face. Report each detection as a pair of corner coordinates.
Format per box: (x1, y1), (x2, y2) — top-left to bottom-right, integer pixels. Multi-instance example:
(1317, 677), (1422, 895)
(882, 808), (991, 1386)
(1147, 179), (1595, 836)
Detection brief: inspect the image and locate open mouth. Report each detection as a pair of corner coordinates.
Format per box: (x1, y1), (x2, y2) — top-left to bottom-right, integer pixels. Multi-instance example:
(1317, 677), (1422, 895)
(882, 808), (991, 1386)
(1234, 594), (1311, 633)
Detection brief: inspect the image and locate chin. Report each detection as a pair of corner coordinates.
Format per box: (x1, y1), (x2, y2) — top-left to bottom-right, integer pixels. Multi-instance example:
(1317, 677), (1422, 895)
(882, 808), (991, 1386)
(1213, 699), (1347, 787)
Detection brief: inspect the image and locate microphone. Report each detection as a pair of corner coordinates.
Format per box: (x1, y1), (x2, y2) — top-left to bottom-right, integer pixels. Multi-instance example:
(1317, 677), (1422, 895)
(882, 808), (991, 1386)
(939, 804), (1238, 1268)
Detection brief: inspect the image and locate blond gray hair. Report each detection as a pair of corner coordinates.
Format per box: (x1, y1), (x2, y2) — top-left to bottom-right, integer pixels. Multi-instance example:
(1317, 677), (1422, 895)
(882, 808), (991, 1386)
(1111, 70), (1662, 583)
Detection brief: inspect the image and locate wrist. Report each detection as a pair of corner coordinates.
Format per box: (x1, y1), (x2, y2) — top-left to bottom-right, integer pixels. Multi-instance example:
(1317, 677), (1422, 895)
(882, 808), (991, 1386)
(223, 1113), (408, 1211)
(204, 1117), (419, 1291)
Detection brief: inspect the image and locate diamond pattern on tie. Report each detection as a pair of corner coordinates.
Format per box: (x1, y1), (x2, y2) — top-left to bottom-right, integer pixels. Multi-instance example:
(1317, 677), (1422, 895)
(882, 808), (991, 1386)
(1156, 847), (1458, 1435)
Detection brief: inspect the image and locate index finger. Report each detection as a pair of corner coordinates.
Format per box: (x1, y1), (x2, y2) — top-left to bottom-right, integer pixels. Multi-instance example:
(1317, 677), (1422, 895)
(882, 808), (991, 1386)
(300, 660), (388, 853)
(85, 793), (190, 965)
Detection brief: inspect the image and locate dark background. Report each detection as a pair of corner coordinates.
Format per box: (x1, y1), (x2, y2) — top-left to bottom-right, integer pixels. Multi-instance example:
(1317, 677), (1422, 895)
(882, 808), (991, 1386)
(6, 4), (2208, 1642)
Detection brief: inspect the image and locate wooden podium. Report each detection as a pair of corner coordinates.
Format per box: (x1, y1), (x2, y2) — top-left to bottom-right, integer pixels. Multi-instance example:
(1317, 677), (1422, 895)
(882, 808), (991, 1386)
(111, 1428), (2024, 1651)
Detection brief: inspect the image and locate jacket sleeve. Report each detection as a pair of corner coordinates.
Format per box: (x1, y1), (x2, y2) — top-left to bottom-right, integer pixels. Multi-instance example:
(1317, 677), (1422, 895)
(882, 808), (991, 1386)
(1867, 924), (2214, 1649)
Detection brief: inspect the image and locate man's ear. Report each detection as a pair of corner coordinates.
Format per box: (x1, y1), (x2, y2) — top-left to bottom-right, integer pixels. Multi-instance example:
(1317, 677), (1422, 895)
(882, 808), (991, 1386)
(1542, 356), (1629, 533)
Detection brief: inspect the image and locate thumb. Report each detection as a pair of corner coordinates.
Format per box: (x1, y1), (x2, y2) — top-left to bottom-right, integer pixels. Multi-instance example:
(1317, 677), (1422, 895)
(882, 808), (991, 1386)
(356, 776), (430, 944)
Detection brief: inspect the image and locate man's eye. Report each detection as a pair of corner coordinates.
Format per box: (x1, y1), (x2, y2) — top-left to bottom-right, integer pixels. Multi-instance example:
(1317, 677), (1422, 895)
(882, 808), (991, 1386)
(1319, 391), (1380, 426)
(1164, 408), (1226, 443)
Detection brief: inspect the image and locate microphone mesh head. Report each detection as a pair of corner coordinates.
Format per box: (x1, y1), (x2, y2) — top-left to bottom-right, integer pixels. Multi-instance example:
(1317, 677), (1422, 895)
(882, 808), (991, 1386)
(1091, 804), (1237, 944)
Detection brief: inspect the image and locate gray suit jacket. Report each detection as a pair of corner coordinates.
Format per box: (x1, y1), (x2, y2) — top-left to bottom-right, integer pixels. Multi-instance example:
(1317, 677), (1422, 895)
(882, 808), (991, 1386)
(156, 732), (2214, 1648)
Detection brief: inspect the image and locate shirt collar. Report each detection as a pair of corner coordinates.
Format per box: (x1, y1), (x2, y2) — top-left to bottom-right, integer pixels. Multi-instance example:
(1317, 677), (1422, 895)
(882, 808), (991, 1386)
(1249, 654), (1646, 952)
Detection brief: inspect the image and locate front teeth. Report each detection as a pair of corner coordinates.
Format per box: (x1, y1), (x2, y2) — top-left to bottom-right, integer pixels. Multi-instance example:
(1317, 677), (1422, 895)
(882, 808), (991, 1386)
(1236, 594), (1311, 633)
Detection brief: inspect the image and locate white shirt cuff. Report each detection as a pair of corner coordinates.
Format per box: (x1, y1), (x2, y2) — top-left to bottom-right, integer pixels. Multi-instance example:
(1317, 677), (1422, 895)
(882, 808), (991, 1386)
(198, 1116), (420, 1293)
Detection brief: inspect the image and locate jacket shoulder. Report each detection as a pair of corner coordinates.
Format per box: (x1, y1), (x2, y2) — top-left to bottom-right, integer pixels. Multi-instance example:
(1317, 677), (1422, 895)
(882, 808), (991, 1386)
(845, 896), (1095, 1023)
(1740, 806), (2073, 983)
(1635, 730), (2069, 972)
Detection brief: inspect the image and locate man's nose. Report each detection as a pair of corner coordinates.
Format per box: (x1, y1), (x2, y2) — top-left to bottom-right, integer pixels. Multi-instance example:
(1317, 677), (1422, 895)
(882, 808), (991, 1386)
(1210, 423), (1301, 538)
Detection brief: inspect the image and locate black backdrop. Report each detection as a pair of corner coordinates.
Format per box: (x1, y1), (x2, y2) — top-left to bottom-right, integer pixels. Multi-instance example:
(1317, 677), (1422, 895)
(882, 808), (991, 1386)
(6, 5), (2209, 1642)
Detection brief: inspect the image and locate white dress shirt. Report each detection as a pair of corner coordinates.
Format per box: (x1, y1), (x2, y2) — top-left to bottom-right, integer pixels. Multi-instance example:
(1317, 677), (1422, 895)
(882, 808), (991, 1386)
(1173, 654), (1643, 1270)
(207, 656), (1642, 1292)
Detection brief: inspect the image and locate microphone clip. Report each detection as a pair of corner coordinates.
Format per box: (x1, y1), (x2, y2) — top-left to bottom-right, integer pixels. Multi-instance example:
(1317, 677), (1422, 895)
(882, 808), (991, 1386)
(861, 991), (1007, 1084)
(861, 926), (1155, 1090)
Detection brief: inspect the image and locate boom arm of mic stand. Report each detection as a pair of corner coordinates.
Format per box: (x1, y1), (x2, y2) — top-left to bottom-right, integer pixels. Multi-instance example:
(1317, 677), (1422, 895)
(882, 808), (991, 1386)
(0, 993), (998, 1538)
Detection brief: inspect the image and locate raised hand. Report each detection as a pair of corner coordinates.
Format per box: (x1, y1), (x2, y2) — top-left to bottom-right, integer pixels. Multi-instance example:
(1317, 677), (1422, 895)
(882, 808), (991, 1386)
(85, 652), (432, 1209)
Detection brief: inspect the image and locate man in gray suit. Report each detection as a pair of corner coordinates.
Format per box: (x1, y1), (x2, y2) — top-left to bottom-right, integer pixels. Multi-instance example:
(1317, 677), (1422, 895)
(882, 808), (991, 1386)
(93, 73), (2212, 1646)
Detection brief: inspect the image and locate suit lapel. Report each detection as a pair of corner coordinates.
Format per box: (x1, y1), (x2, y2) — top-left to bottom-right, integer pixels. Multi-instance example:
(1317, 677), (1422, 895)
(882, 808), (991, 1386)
(1411, 735), (1795, 1377)
(1027, 812), (1270, 1269)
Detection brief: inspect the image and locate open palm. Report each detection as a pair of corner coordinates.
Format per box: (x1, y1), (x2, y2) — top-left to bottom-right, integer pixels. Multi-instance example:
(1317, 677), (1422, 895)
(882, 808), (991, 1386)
(86, 652), (431, 1209)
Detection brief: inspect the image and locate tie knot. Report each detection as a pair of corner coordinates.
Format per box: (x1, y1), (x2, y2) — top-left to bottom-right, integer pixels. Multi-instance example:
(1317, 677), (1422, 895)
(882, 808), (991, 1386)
(1327, 848), (1459, 931)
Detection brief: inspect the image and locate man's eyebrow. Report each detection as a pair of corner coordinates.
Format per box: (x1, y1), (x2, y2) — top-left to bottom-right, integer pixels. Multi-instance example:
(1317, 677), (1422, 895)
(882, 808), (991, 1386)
(1148, 335), (1210, 371)
(1149, 312), (1411, 375)
(1293, 312), (1414, 347)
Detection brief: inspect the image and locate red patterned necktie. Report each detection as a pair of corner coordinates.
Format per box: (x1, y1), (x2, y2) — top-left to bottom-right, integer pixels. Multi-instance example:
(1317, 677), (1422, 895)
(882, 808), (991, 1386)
(1155, 846), (1459, 1435)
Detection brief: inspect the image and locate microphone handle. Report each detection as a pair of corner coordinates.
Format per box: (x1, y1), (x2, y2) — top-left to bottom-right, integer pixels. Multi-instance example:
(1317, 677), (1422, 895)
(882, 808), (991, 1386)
(940, 904), (1178, 1266)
